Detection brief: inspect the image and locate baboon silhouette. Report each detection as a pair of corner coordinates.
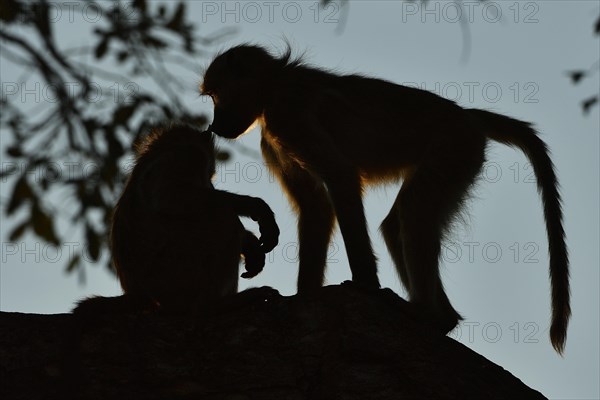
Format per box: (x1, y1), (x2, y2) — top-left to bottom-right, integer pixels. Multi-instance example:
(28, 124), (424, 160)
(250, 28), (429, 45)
(74, 124), (279, 316)
(201, 44), (569, 354)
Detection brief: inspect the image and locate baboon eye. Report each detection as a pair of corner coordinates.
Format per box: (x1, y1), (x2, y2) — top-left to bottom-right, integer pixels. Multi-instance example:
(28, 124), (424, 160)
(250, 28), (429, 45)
(202, 91), (217, 104)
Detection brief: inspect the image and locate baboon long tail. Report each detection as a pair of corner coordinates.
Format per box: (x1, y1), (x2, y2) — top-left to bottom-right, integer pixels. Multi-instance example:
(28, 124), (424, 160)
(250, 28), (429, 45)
(467, 108), (570, 355)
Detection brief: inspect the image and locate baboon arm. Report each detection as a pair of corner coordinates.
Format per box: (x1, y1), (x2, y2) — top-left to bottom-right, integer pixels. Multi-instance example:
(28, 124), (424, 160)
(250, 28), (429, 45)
(261, 137), (335, 293)
(214, 190), (279, 252)
(147, 182), (278, 252)
(267, 116), (380, 288)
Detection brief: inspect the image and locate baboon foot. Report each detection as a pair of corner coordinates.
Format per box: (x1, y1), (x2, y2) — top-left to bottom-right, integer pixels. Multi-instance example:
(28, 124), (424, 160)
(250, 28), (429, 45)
(412, 301), (463, 335)
(341, 279), (381, 292)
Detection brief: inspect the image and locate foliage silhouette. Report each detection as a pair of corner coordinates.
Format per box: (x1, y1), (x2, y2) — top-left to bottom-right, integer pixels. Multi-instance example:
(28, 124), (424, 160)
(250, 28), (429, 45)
(0, 0), (233, 278)
(566, 14), (600, 114)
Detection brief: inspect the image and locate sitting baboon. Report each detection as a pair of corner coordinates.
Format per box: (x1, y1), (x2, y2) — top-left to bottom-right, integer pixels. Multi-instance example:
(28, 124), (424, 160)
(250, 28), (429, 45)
(74, 124), (279, 316)
(201, 44), (570, 354)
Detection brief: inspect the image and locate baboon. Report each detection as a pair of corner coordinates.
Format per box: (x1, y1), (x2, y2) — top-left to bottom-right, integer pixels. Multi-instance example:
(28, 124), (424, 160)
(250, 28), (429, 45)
(201, 44), (570, 353)
(74, 124), (279, 316)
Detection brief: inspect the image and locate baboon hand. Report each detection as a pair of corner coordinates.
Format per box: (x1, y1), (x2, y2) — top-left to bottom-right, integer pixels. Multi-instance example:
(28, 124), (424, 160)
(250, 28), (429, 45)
(251, 199), (279, 252)
(241, 240), (266, 279)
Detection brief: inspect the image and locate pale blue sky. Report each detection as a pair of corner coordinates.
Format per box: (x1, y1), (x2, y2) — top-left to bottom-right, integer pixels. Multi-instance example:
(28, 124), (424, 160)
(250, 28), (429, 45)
(1, 2), (599, 399)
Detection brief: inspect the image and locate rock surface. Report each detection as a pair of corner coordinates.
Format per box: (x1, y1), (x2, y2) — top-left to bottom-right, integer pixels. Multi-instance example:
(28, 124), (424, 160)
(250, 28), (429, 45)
(0, 284), (546, 399)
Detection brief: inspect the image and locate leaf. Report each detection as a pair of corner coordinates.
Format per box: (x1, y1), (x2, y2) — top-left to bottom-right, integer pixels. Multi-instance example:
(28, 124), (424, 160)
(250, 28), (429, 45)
(215, 150), (231, 162)
(116, 50), (129, 63)
(161, 105), (173, 119)
(142, 35), (167, 49)
(66, 254), (81, 273)
(40, 164), (58, 191)
(113, 104), (136, 126)
(84, 187), (104, 208)
(184, 36), (194, 53)
(31, 1), (51, 37)
(7, 145), (23, 157)
(567, 70), (586, 84)
(0, 164), (17, 179)
(86, 224), (101, 262)
(166, 2), (185, 31)
(0, 0), (23, 23)
(102, 206), (114, 230)
(106, 128), (124, 158)
(100, 162), (119, 190)
(105, 260), (117, 274)
(190, 115), (208, 127)
(31, 204), (60, 245)
(9, 220), (29, 241)
(135, 94), (153, 103)
(582, 96), (599, 115)
(132, 0), (147, 13)
(7, 176), (33, 215)
(95, 37), (109, 59)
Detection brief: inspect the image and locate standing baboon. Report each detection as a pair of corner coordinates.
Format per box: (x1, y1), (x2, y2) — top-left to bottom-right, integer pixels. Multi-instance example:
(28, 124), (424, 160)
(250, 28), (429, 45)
(201, 44), (570, 354)
(74, 124), (279, 315)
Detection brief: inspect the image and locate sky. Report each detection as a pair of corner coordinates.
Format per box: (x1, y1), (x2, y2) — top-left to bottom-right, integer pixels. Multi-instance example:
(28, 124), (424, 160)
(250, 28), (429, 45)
(1, 1), (599, 399)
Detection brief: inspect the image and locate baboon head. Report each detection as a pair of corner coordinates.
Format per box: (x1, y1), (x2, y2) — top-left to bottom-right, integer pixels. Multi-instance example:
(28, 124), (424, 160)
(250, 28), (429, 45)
(202, 45), (280, 139)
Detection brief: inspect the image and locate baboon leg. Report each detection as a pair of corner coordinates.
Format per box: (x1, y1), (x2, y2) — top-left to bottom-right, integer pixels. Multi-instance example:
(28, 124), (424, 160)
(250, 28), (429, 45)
(380, 192), (410, 293)
(261, 139), (335, 294)
(313, 162), (379, 289)
(293, 136), (380, 290)
(399, 140), (485, 333)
